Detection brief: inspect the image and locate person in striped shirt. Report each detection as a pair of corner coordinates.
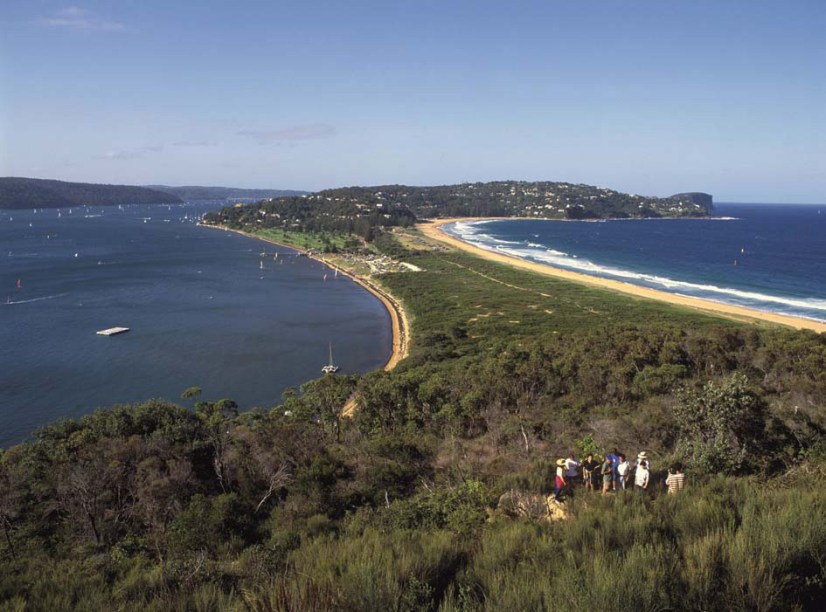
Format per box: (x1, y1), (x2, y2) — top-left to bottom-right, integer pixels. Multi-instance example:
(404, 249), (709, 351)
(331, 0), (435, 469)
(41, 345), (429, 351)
(665, 463), (686, 494)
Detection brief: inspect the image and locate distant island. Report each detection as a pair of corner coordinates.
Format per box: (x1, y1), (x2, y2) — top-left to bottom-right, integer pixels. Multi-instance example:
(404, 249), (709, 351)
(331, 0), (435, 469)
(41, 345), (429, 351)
(0, 177), (183, 209)
(205, 180), (713, 240)
(0, 178), (307, 209)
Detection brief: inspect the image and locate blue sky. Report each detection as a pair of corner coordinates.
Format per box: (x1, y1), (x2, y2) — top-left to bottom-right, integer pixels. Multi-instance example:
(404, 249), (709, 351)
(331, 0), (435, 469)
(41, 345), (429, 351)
(1, 1), (825, 202)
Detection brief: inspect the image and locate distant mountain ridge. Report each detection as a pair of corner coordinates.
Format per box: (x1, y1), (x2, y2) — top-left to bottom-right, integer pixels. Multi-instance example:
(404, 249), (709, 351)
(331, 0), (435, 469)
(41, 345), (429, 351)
(0, 177), (183, 209)
(0, 178), (309, 209)
(147, 185), (308, 201)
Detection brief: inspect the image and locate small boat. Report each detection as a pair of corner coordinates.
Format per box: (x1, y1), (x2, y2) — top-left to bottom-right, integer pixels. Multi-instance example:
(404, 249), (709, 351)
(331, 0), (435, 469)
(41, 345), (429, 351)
(321, 343), (339, 374)
(260, 260), (264, 270)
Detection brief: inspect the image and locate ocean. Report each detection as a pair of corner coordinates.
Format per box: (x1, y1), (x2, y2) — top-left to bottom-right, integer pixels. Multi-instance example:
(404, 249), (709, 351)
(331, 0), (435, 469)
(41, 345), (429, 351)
(443, 203), (826, 324)
(0, 202), (391, 447)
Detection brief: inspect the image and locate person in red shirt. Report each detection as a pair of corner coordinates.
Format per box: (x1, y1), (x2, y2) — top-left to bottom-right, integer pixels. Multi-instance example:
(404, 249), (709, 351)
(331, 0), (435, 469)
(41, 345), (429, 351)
(553, 458), (566, 504)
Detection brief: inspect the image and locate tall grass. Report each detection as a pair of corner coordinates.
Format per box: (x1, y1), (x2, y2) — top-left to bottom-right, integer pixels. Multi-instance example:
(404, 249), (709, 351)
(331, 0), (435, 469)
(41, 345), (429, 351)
(278, 527), (465, 610)
(4, 471), (826, 610)
(441, 478), (826, 610)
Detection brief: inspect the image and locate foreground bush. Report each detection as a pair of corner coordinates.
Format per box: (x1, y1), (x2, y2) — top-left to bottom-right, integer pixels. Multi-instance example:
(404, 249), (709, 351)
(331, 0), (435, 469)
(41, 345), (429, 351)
(3, 464), (826, 610)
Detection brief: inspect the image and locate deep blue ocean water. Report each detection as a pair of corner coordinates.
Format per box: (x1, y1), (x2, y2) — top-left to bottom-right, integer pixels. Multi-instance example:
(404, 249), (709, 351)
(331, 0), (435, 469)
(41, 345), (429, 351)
(0, 203), (391, 447)
(444, 203), (826, 324)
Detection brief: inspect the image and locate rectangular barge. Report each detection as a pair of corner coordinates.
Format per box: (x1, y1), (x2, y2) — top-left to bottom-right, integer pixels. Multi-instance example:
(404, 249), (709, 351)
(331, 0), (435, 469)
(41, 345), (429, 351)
(96, 327), (130, 336)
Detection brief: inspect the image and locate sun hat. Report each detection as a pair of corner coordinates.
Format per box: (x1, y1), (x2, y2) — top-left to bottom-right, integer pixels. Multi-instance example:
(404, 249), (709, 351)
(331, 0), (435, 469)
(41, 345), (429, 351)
(556, 459), (565, 466)
(638, 451), (647, 458)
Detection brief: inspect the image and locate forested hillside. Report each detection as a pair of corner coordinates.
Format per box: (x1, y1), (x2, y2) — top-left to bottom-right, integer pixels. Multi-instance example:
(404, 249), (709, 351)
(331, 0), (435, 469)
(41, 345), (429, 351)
(204, 193), (417, 241)
(0, 177), (182, 209)
(318, 182), (712, 219)
(204, 181), (712, 244)
(2, 227), (825, 609)
(148, 185), (308, 201)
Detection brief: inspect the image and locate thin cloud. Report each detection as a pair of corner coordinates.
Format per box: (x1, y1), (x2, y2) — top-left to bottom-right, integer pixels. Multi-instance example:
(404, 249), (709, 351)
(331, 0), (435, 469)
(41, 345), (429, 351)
(37, 7), (125, 32)
(172, 140), (218, 147)
(96, 145), (163, 160)
(98, 151), (142, 161)
(237, 123), (337, 145)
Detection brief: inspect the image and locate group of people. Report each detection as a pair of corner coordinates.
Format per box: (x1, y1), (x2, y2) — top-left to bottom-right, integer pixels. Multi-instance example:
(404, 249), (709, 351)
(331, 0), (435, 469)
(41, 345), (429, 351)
(553, 448), (685, 503)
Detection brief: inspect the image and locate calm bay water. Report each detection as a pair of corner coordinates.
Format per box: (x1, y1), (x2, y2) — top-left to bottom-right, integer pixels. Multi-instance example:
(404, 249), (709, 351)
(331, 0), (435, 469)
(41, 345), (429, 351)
(0, 203), (391, 447)
(445, 203), (826, 323)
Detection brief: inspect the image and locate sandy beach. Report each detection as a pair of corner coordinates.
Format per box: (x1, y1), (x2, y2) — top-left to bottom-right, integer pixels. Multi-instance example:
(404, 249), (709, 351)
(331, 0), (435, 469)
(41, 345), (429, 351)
(201, 223), (409, 370)
(322, 263), (408, 371)
(419, 218), (826, 334)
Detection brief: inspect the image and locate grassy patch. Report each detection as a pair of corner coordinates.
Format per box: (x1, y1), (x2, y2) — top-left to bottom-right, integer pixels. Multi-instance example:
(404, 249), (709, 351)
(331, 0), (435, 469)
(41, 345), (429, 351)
(253, 227), (355, 252)
(379, 247), (734, 359)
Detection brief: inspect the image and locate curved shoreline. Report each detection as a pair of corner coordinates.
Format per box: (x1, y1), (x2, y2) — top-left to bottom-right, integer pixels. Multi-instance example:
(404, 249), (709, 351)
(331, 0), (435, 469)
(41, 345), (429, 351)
(200, 223), (409, 371)
(419, 217), (826, 334)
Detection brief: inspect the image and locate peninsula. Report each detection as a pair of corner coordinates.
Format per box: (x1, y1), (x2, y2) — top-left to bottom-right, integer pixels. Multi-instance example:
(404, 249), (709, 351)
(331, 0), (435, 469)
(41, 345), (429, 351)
(204, 179), (826, 334)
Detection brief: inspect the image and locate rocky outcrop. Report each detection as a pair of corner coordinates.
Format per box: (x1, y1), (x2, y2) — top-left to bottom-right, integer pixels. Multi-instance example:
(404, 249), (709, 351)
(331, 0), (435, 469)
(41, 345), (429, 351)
(496, 490), (569, 521)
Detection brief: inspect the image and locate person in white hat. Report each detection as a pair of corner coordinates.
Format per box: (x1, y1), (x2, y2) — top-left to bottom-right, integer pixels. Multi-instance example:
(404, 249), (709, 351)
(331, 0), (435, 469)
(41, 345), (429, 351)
(634, 458), (650, 492)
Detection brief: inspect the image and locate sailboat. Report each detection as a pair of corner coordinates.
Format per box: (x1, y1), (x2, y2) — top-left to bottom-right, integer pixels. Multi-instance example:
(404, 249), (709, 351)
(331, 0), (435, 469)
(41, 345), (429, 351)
(321, 343), (339, 374)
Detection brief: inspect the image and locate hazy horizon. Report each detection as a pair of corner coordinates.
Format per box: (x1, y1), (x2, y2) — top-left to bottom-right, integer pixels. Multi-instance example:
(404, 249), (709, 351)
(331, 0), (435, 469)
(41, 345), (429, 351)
(2, 1), (825, 203)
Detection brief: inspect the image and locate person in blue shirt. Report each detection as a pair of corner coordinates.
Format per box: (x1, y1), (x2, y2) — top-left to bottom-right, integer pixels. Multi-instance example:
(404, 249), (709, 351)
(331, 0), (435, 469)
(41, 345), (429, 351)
(604, 448), (620, 492)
